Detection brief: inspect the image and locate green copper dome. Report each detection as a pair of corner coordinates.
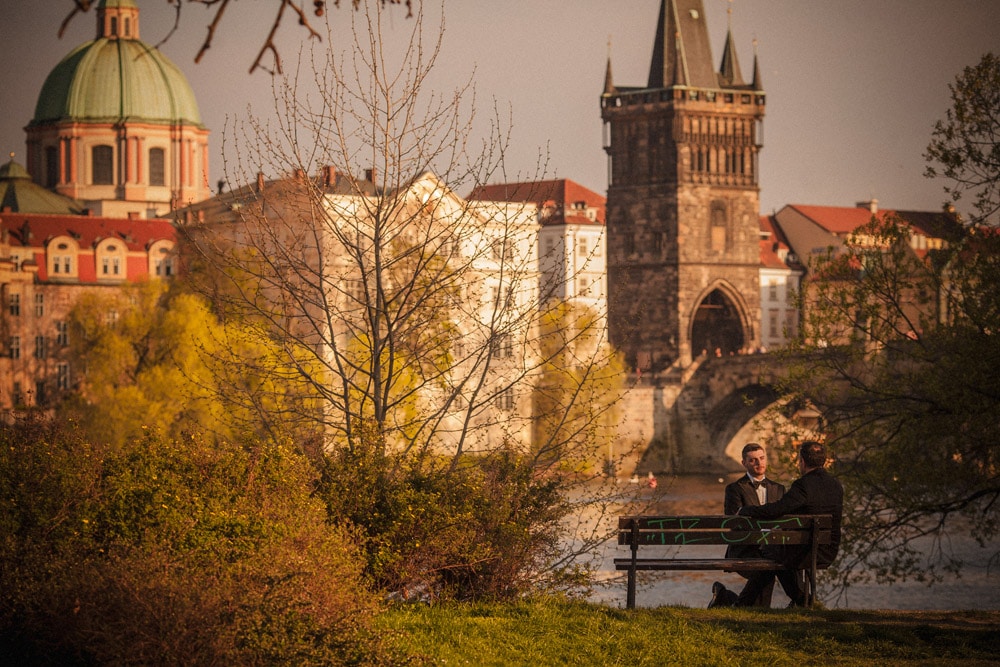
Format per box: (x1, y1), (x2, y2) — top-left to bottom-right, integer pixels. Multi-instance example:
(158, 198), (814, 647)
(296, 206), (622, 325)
(30, 22), (202, 127)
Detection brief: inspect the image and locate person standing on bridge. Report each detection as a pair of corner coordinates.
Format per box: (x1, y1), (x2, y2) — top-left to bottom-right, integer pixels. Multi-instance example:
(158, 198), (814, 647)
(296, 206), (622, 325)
(711, 443), (786, 608)
(713, 441), (843, 608)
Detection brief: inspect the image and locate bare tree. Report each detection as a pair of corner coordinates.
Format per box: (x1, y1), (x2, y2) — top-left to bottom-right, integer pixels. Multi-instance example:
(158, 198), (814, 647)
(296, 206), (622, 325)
(176, 0), (634, 595)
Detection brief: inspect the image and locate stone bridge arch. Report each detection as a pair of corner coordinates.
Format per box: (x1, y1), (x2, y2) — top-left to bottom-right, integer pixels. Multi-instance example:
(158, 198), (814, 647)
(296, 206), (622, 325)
(671, 354), (798, 473)
(620, 352), (831, 477)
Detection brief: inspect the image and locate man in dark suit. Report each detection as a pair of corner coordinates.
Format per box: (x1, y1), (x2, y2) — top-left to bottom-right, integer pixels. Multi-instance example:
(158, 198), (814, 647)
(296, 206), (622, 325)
(713, 441), (843, 608)
(715, 443), (785, 607)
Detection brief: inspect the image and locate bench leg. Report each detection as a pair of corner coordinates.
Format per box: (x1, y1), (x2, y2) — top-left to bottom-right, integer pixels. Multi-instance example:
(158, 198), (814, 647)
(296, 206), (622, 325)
(626, 566), (636, 610)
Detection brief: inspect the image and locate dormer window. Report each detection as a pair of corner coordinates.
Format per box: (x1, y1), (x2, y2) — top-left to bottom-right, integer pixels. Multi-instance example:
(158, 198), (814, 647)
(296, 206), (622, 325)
(97, 240), (126, 280)
(47, 237), (80, 279)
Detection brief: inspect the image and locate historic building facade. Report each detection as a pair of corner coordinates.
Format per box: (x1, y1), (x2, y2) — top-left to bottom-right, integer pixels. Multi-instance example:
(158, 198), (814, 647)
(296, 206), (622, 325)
(24, 0), (211, 219)
(601, 0), (765, 372)
(0, 158), (177, 414)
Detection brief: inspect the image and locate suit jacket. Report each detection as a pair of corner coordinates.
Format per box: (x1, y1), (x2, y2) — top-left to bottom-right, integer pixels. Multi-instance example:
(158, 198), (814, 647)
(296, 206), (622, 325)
(739, 467), (844, 568)
(724, 475), (785, 560)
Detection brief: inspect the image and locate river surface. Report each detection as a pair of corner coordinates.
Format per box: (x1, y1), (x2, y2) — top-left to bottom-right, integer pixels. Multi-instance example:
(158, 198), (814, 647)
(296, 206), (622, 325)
(586, 474), (1000, 611)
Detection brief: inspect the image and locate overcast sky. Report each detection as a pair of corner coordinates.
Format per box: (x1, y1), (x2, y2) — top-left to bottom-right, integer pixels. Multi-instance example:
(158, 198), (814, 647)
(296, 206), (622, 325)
(1, 0), (997, 218)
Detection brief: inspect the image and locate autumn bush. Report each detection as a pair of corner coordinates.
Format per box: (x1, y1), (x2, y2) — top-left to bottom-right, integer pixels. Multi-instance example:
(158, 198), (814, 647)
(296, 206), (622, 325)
(0, 416), (389, 665)
(317, 424), (581, 603)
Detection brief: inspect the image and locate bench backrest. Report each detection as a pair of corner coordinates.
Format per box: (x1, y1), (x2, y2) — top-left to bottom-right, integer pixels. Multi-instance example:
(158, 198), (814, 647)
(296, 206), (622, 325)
(617, 514), (833, 547)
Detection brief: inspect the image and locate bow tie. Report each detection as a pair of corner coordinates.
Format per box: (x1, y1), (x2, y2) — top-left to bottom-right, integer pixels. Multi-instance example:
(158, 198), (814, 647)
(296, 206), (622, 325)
(750, 479), (764, 489)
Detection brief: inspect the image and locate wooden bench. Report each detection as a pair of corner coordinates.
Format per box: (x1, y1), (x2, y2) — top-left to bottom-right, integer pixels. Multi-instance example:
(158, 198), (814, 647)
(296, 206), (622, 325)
(615, 514), (833, 609)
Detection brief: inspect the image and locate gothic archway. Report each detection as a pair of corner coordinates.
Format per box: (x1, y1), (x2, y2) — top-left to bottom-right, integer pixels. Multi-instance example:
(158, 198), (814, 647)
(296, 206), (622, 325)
(690, 288), (745, 357)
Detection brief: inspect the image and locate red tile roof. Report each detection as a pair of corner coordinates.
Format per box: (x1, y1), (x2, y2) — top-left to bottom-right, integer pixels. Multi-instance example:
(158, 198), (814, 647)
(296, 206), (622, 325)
(2, 213), (176, 251)
(759, 215), (791, 269)
(467, 179), (606, 226)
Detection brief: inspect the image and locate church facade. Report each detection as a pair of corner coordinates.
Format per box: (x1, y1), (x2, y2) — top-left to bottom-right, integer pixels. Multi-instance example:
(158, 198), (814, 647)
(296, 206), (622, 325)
(601, 0), (765, 372)
(24, 0), (210, 219)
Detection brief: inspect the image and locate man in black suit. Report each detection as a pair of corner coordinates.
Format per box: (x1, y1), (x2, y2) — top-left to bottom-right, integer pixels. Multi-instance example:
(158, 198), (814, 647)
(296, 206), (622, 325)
(713, 441), (843, 608)
(714, 443), (785, 607)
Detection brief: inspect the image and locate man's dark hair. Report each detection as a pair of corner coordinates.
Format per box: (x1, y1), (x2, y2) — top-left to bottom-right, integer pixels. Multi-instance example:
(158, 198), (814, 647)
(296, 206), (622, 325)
(741, 443), (764, 459)
(799, 441), (827, 469)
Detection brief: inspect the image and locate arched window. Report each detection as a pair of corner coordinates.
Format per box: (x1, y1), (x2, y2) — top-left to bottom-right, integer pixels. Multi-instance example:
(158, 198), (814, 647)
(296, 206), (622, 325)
(48, 237), (79, 279)
(110, 17), (118, 36)
(97, 240), (126, 280)
(124, 18), (131, 37)
(92, 145), (114, 185)
(149, 147), (165, 186)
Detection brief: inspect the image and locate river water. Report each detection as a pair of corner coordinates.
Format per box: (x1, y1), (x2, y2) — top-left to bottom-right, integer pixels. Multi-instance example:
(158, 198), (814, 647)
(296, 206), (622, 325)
(586, 474), (1000, 611)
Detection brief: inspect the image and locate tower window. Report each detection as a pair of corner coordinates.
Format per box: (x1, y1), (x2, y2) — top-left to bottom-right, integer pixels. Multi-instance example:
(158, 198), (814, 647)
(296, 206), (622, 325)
(45, 146), (59, 187)
(149, 148), (165, 186)
(93, 145), (114, 185)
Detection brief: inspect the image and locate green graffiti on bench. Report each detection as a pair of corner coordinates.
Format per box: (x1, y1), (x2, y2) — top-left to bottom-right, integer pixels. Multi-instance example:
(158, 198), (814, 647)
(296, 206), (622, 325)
(629, 515), (812, 546)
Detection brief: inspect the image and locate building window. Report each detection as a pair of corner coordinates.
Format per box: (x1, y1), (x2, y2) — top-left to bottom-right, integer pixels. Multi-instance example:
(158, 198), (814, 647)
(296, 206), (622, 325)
(9, 336), (20, 360)
(58, 363), (71, 390)
(577, 238), (588, 257)
(93, 145), (114, 185)
(493, 334), (513, 359)
(768, 309), (779, 338)
(768, 280), (778, 302)
(102, 255), (122, 276)
(35, 293), (44, 317)
(154, 257), (174, 277)
(57, 321), (69, 347)
(107, 310), (119, 325)
(35, 335), (47, 360)
(8, 294), (20, 316)
(495, 387), (514, 411)
(35, 380), (46, 406)
(45, 146), (59, 188)
(149, 147), (165, 186)
(13, 382), (23, 406)
(578, 276), (590, 297)
(785, 310), (798, 338)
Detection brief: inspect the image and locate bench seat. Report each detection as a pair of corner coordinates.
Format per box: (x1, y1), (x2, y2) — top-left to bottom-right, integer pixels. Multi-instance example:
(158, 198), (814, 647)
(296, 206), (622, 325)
(616, 514), (833, 609)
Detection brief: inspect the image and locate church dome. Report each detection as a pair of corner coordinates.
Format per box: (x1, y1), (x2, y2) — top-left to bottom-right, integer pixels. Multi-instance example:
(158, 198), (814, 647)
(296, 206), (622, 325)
(30, 0), (202, 128)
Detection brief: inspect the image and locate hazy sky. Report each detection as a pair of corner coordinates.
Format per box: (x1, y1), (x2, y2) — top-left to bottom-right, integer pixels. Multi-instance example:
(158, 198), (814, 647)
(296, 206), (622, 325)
(1, 0), (997, 218)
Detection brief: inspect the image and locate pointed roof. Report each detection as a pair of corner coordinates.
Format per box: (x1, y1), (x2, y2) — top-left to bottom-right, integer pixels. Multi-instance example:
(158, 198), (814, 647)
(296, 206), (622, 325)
(603, 56), (616, 96)
(647, 0), (717, 90)
(751, 39), (763, 90)
(718, 29), (745, 86)
(0, 159), (85, 215)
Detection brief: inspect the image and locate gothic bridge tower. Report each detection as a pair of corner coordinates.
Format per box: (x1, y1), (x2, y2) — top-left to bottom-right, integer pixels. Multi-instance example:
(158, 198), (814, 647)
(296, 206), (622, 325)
(602, 0), (764, 372)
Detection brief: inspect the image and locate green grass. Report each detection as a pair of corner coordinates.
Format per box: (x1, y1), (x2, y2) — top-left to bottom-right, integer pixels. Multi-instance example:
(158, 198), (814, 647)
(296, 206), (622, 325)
(380, 599), (1000, 666)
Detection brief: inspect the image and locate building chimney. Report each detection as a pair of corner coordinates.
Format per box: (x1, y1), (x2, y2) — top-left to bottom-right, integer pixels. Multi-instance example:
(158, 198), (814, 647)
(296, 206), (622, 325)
(323, 165), (337, 187)
(365, 167), (377, 184)
(856, 199), (878, 214)
(256, 171), (265, 192)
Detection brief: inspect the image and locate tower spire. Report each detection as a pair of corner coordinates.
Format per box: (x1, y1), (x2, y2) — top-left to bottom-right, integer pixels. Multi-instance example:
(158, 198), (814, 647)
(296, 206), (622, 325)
(603, 36), (617, 96)
(751, 37), (763, 90)
(647, 0), (717, 90)
(718, 2), (744, 86)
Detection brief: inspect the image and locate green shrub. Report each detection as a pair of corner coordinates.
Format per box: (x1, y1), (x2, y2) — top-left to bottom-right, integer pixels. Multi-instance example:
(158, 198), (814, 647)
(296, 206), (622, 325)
(318, 425), (577, 603)
(0, 416), (388, 665)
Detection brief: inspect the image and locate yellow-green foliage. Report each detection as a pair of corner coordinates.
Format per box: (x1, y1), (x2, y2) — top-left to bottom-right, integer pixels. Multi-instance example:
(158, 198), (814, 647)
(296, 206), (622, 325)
(0, 418), (386, 665)
(65, 281), (321, 447)
(533, 302), (627, 471)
